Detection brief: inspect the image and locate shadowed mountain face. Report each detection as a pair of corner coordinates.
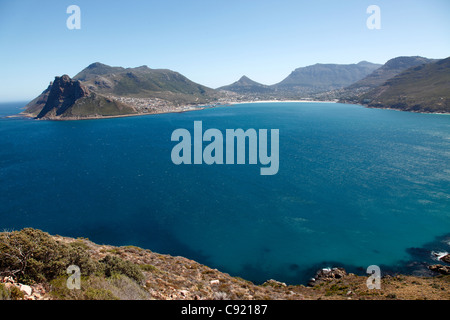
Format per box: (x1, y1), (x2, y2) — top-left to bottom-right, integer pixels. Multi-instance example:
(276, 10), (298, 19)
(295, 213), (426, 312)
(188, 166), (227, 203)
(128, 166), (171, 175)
(36, 75), (90, 118)
(25, 74), (137, 120)
(359, 57), (450, 113)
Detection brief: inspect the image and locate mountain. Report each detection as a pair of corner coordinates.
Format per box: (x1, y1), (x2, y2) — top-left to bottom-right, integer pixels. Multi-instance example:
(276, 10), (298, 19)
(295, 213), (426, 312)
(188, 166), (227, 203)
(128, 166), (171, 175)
(24, 75), (137, 120)
(23, 63), (222, 120)
(72, 62), (125, 81)
(358, 57), (450, 113)
(272, 61), (382, 95)
(218, 76), (274, 95)
(338, 56), (436, 98)
(73, 63), (218, 105)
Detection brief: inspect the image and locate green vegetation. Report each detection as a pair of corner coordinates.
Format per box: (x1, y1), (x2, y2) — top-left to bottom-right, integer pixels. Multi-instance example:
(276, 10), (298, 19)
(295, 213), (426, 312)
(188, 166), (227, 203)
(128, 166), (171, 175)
(76, 64), (218, 105)
(67, 94), (137, 117)
(359, 57), (450, 113)
(0, 228), (147, 300)
(0, 283), (25, 300)
(0, 228), (98, 284)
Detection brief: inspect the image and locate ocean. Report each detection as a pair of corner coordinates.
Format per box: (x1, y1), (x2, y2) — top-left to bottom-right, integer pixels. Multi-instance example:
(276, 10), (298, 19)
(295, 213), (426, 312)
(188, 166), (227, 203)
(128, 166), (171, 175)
(0, 101), (449, 284)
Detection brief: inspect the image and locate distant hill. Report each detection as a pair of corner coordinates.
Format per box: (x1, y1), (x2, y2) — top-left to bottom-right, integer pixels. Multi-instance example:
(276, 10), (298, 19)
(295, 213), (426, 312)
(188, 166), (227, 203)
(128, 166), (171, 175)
(334, 56), (436, 100)
(357, 57), (450, 113)
(272, 61), (381, 95)
(218, 76), (274, 95)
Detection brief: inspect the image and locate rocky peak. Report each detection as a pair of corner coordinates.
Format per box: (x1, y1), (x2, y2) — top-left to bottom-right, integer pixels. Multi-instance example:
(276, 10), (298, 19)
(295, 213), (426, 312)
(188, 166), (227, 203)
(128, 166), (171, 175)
(36, 75), (90, 119)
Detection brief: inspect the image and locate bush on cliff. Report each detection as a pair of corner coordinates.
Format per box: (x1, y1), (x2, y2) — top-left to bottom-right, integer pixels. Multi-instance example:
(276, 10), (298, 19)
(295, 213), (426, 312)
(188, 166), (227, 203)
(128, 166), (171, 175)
(0, 228), (144, 287)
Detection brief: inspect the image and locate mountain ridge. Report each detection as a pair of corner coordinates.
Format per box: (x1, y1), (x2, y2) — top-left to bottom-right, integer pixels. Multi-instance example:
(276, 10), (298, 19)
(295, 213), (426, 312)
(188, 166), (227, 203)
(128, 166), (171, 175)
(355, 56), (450, 113)
(21, 56), (448, 119)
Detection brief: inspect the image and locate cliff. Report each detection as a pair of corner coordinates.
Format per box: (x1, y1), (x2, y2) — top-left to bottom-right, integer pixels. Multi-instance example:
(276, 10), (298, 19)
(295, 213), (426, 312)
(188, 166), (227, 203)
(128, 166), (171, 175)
(22, 75), (138, 120)
(0, 228), (449, 300)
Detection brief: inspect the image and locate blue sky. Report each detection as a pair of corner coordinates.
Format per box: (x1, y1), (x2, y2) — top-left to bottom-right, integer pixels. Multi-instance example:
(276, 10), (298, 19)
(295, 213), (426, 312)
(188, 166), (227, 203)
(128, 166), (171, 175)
(0, 0), (449, 102)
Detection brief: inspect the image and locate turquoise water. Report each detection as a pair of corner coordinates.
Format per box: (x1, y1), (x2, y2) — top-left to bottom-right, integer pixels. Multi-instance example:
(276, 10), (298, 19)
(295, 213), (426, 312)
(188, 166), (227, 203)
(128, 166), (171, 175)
(0, 102), (449, 284)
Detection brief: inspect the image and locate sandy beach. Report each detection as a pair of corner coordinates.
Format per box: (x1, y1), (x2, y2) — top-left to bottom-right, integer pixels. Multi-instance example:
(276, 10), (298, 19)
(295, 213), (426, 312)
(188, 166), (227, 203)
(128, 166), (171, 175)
(230, 100), (338, 105)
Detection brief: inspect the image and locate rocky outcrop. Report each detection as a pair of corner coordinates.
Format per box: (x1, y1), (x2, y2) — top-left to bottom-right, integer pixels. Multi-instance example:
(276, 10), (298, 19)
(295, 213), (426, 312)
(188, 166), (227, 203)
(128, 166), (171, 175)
(440, 254), (450, 264)
(22, 74), (138, 120)
(308, 267), (348, 286)
(428, 264), (450, 275)
(36, 75), (90, 119)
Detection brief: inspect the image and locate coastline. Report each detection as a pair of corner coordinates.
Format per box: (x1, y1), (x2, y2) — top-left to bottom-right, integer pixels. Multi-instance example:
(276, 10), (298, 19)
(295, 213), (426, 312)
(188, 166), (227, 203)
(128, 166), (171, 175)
(11, 99), (449, 121)
(1, 228), (449, 300)
(230, 99), (338, 105)
(14, 105), (209, 121)
(13, 100), (338, 121)
(343, 101), (450, 115)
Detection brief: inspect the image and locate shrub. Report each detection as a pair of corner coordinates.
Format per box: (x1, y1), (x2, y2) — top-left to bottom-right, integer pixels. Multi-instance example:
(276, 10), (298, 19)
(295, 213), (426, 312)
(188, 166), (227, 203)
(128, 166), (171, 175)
(9, 286), (25, 300)
(84, 288), (118, 300)
(0, 228), (99, 284)
(139, 264), (159, 273)
(0, 284), (10, 300)
(99, 255), (145, 284)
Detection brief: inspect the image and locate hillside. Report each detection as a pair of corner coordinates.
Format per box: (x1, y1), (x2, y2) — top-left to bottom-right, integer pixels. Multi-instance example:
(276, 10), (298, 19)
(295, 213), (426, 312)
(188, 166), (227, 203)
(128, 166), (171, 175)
(0, 228), (449, 301)
(334, 56), (436, 100)
(357, 57), (450, 113)
(75, 63), (219, 105)
(272, 61), (381, 96)
(347, 56), (435, 91)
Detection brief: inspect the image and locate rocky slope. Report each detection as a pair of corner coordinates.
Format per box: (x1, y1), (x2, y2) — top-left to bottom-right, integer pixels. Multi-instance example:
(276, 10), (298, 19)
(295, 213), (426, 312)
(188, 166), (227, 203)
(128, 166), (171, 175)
(356, 57), (450, 113)
(23, 75), (138, 120)
(336, 56), (435, 99)
(0, 229), (448, 300)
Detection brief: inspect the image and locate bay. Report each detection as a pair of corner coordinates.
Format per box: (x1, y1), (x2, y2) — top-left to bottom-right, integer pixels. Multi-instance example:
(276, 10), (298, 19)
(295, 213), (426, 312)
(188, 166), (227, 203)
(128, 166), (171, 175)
(0, 101), (449, 284)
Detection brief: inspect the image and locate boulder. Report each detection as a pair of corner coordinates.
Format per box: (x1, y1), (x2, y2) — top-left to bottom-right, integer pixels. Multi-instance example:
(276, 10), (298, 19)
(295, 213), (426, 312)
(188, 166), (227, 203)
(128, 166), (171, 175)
(308, 267), (347, 286)
(19, 284), (32, 296)
(210, 280), (220, 285)
(262, 279), (287, 287)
